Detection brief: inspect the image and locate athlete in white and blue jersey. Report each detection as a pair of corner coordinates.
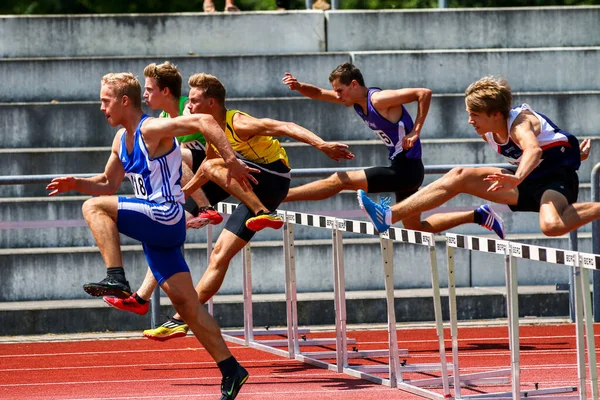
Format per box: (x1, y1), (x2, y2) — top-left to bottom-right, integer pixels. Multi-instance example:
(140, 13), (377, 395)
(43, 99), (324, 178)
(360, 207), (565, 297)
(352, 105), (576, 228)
(283, 63), (503, 237)
(358, 76), (598, 240)
(47, 72), (255, 400)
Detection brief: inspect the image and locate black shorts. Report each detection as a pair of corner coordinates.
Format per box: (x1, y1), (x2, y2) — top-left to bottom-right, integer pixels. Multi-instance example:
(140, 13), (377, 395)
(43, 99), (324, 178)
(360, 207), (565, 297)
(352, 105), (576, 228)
(225, 160), (291, 242)
(364, 155), (424, 202)
(184, 149), (231, 216)
(510, 167), (579, 212)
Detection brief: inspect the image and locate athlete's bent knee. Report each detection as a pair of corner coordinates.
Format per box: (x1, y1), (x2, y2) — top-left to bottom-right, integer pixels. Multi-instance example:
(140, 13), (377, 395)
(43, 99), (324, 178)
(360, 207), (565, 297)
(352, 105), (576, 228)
(539, 220), (568, 237)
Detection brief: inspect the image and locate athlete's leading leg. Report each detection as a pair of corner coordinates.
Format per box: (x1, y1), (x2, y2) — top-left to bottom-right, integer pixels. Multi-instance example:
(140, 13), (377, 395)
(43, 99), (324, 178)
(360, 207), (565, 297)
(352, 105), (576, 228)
(390, 167), (518, 224)
(284, 170), (368, 202)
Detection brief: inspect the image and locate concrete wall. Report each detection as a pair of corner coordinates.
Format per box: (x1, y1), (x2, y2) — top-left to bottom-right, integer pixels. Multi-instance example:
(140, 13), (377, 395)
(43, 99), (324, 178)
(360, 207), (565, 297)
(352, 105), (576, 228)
(326, 7), (600, 51)
(0, 12), (325, 57)
(0, 53), (350, 102)
(3, 48), (600, 102)
(352, 48), (600, 94)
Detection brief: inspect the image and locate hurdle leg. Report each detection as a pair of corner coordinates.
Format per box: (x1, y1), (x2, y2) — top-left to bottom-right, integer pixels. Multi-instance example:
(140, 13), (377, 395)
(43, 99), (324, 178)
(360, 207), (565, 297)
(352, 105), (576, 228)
(380, 237), (401, 387)
(242, 244), (254, 345)
(428, 245), (451, 397)
(505, 254), (520, 399)
(283, 219), (298, 358)
(580, 267), (599, 400)
(206, 225), (214, 315)
(446, 245), (462, 398)
(333, 226), (349, 372)
(574, 264), (589, 400)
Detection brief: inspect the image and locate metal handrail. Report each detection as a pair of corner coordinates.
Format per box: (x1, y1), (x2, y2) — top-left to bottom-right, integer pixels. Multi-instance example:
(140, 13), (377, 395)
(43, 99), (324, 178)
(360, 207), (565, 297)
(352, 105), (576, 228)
(0, 163), (513, 185)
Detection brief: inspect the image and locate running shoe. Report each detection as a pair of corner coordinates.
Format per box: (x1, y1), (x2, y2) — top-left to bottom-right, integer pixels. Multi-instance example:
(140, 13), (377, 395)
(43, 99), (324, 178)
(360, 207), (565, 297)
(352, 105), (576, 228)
(103, 293), (149, 316)
(245, 210), (284, 232)
(220, 364), (249, 400)
(357, 189), (391, 233)
(186, 206), (223, 229)
(83, 276), (131, 299)
(475, 204), (505, 239)
(143, 318), (189, 341)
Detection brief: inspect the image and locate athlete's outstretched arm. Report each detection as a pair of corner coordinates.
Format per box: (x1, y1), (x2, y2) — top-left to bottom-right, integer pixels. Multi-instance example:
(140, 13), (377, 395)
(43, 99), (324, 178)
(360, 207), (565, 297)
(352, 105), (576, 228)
(47, 130), (125, 196)
(233, 113), (355, 162)
(282, 72), (343, 104)
(142, 115), (258, 189)
(371, 88), (432, 149)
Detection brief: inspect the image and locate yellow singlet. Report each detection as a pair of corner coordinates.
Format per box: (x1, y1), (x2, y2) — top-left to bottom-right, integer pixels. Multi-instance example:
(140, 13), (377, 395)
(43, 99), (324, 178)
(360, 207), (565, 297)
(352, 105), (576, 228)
(212, 110), (290, 168)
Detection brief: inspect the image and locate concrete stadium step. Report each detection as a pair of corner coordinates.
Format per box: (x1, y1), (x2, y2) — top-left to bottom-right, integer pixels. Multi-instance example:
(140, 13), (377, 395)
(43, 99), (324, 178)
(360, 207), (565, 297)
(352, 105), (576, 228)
(327, 7), (600, 52)
(352, 47), (600, 94)
(3, 91), (599, 148)
(2, 7), (598, 59)
(0, 286), (571, 336)
(0, 12), (326, 58)
(3, 47), (600, 102)
(0, 184), (593, 248)
(0, 53), (350, 103)
(3, 136), (599, 197)
(0, 235), (587, 303)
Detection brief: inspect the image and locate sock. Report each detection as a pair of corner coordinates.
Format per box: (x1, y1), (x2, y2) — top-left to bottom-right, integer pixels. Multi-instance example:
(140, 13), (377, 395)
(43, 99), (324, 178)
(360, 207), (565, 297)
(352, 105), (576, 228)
(133, 293), (148, 304)
(384, 209), (392, 225)
(473, 209), (482, 225)
(106, 267), (127, 284)
(217, 356), (239, 378)
(170, 317), (185, 325)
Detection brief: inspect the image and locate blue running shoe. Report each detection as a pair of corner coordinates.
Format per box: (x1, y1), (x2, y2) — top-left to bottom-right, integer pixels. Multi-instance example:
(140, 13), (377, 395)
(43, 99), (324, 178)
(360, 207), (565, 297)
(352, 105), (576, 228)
(357, 190), (391, 233)
(475, 204), (505, 239)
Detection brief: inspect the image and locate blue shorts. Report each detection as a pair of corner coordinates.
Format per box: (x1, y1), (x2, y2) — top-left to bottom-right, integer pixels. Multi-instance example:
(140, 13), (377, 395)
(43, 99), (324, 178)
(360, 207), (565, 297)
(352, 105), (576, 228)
(116, 197), (189, 285)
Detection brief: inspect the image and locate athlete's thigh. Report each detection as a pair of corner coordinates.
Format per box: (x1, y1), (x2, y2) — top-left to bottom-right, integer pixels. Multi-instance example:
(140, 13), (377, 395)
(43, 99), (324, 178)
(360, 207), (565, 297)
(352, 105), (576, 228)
(338, 169), (368, 190)
(223, 203), (256, 242)
(143, 243), (189, 286)
(253, 173), (291, 211)
(455, 166), (519, 205)
(83, 195), (119, 220)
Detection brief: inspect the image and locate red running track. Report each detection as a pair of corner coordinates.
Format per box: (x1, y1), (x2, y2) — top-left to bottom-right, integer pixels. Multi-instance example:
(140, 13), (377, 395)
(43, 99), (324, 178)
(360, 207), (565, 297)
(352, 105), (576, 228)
(0, 323), (599, 400)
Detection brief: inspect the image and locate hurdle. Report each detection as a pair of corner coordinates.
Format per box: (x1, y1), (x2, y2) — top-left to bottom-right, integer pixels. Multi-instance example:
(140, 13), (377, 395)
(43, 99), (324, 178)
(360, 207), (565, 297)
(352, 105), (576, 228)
(207, 202), (453, 398)
(210, 202), (354, 358)
(446, 233), (598, 399)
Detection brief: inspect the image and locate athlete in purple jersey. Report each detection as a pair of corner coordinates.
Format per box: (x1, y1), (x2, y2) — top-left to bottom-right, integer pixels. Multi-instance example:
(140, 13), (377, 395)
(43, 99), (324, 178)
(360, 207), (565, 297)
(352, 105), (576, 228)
(283, 63), (504, 237)
(358, 76), (596, 239)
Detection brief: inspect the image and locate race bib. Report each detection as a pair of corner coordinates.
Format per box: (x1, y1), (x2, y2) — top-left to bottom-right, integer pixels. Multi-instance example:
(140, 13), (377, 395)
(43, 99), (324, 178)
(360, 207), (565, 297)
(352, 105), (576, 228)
(128, 173), (148, 199)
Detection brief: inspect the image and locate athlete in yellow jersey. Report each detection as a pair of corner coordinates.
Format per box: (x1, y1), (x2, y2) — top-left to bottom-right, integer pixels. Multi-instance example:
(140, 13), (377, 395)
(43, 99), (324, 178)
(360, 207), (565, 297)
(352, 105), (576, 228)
(143, 72), (354, 340)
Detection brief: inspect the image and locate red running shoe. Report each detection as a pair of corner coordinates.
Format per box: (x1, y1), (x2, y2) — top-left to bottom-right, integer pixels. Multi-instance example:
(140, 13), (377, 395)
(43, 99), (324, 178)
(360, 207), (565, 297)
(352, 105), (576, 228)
(186, 206), (223, 229)
(103, 293), (149, 316)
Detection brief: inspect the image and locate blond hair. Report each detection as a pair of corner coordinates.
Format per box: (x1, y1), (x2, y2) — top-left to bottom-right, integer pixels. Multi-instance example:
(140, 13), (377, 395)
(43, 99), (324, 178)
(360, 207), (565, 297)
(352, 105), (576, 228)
(188, 73), (226, 106)
(143, 61), (182, 99)
(101, 72), (142, 108)
(465, 76), (512, 119)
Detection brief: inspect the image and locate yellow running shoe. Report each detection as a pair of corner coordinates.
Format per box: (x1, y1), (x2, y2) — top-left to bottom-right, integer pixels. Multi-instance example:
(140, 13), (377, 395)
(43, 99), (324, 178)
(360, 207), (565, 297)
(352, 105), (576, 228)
(143, 318), (189, 341)
(245, 210), (284, 232)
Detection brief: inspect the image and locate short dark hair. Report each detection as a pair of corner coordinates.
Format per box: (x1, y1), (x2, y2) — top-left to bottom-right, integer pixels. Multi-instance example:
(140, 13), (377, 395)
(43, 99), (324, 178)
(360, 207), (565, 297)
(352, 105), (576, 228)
(328, 62), (365, 86)
(143, 61), (182, 99)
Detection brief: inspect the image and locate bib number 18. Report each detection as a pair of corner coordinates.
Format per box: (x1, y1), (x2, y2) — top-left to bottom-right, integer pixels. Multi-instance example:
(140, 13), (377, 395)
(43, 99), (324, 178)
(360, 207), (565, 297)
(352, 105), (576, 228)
(129, 174), (148, 199)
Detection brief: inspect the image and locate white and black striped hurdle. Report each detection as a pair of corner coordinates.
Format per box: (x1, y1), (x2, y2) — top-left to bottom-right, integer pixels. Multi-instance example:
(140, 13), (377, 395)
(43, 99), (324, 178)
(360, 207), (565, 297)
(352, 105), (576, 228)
(447, 233), (598, 400)
(209, 202), (452, 399)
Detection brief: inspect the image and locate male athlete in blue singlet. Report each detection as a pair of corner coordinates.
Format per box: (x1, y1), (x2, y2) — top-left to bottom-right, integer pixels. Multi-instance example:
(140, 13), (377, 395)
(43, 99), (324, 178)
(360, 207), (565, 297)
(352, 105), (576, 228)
(46, 72), (252, 400)
(283, 63), (504, 237)
(358, 76), (596, 238)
